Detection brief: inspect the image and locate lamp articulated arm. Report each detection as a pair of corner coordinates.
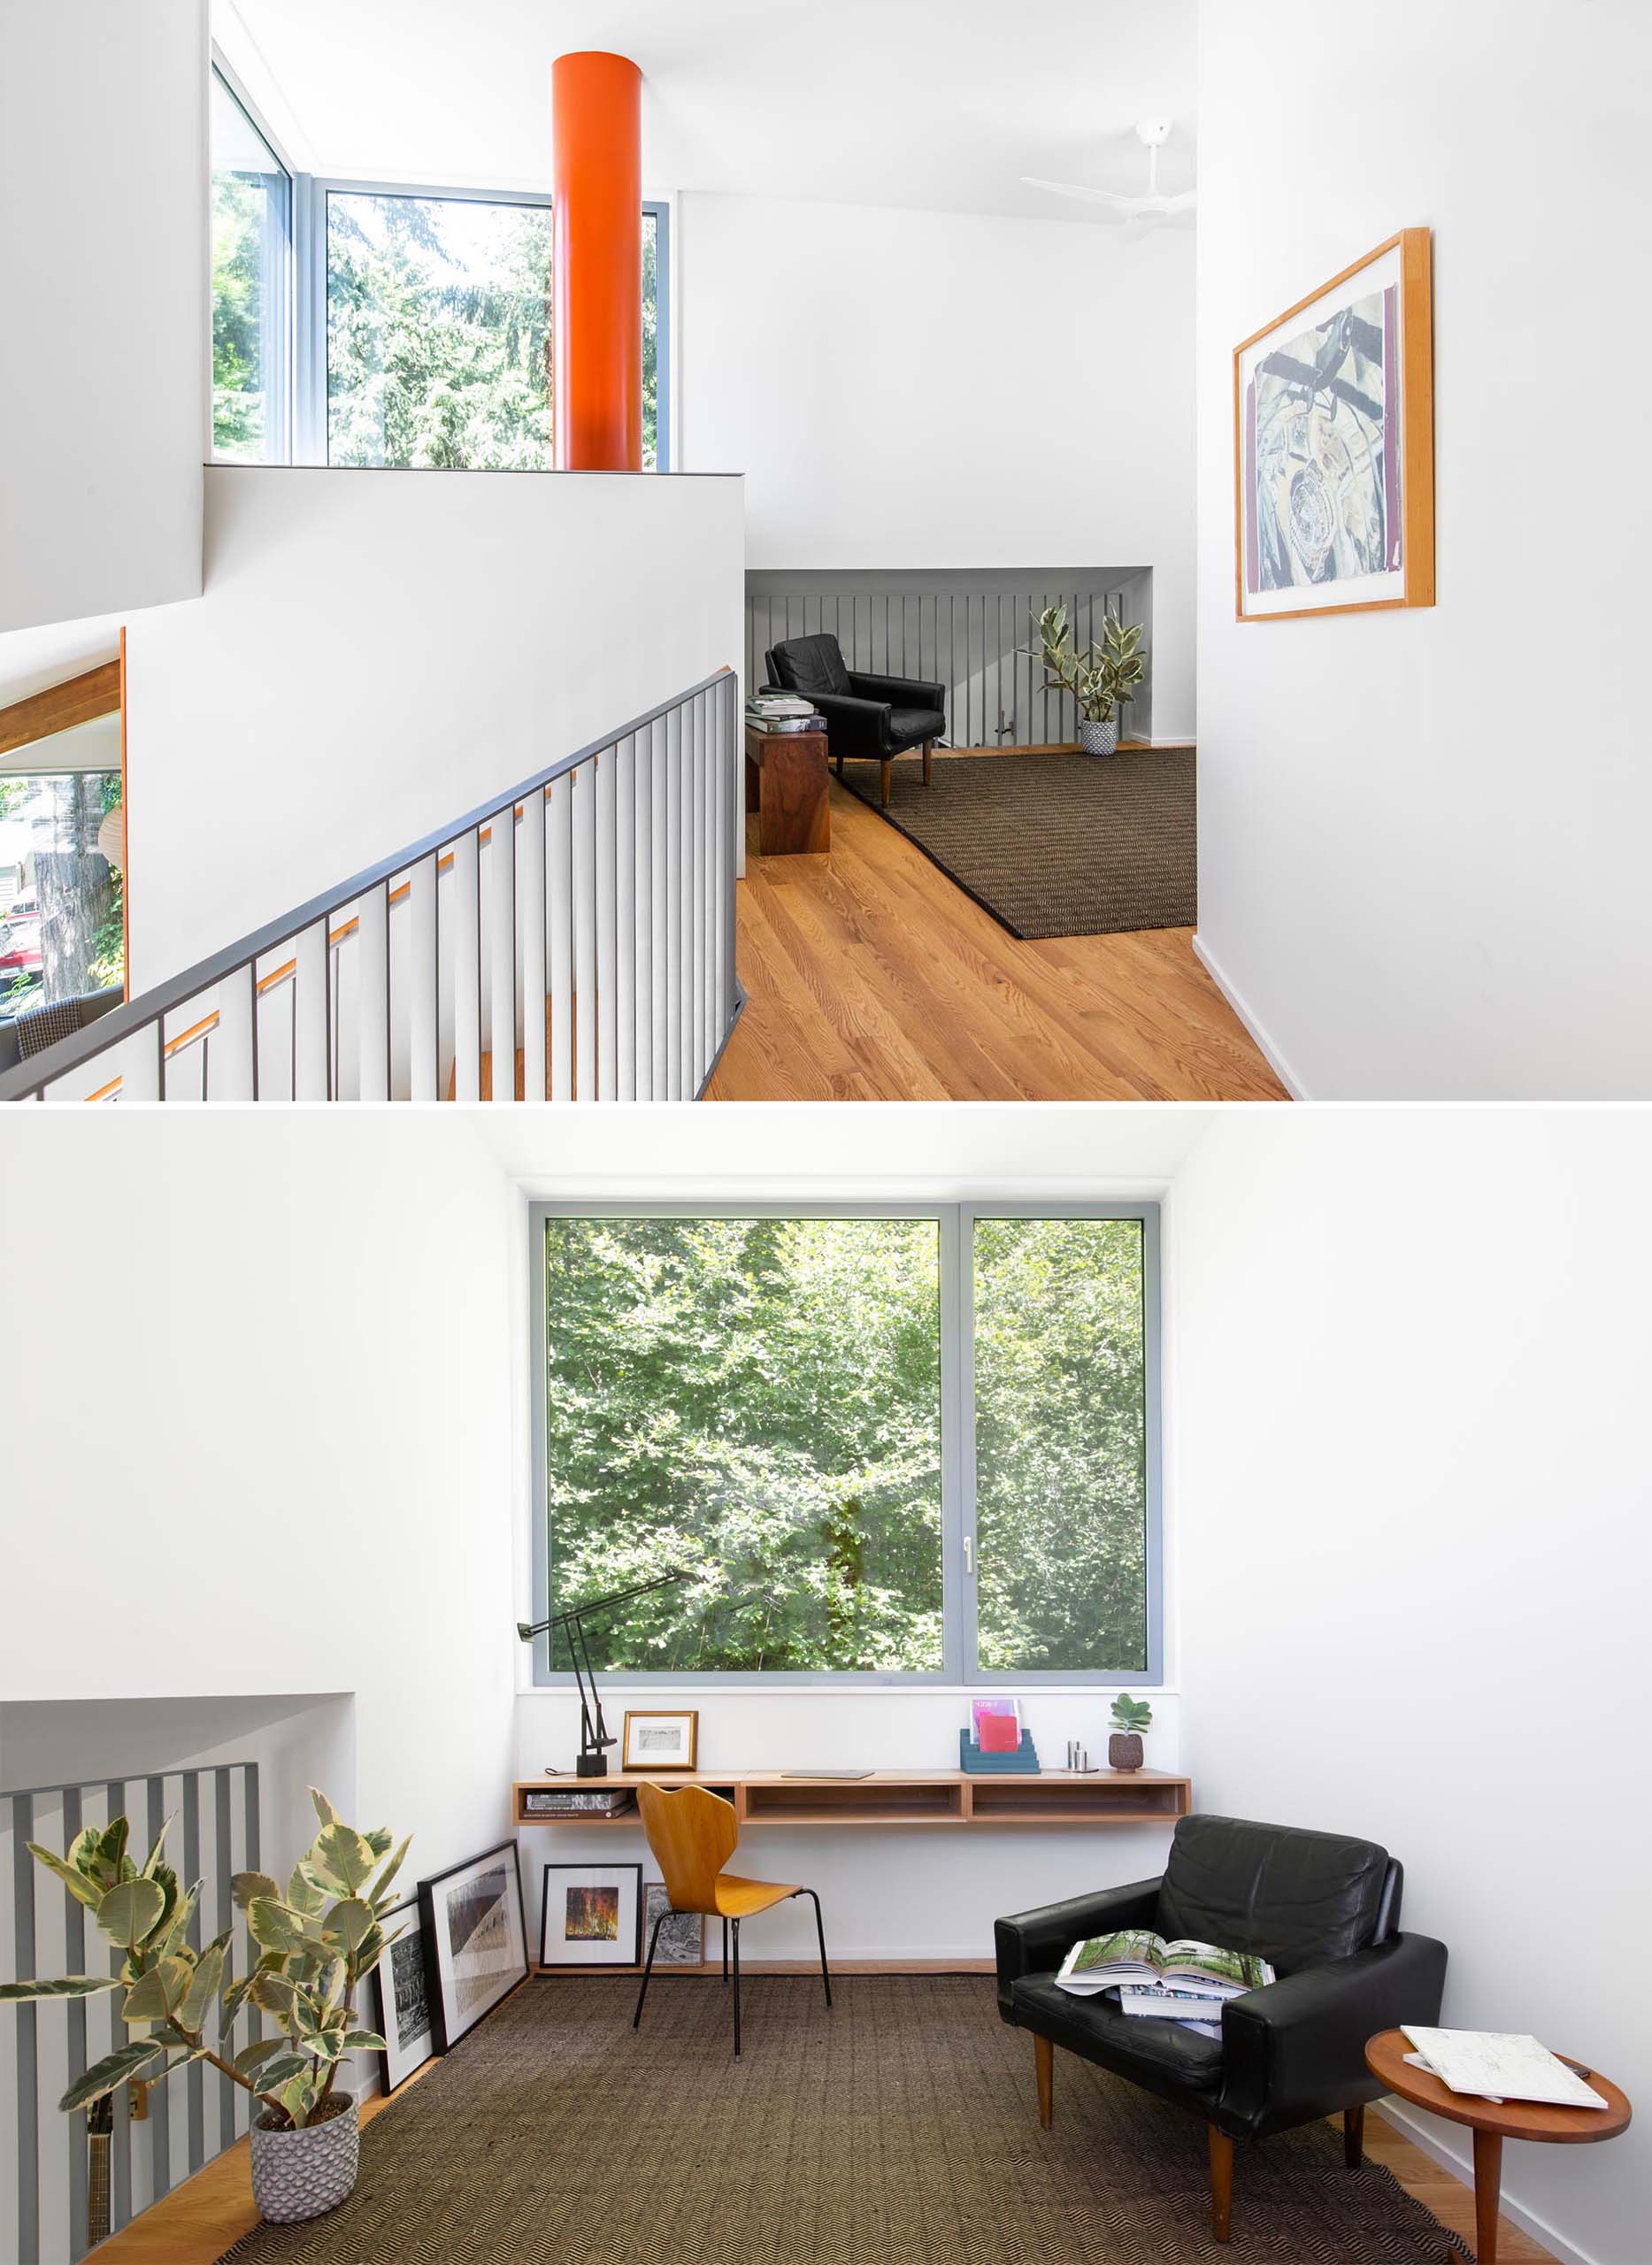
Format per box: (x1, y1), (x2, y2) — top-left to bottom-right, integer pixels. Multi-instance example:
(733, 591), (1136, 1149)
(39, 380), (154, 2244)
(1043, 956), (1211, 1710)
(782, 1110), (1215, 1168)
(516, 1568), (694, 1778)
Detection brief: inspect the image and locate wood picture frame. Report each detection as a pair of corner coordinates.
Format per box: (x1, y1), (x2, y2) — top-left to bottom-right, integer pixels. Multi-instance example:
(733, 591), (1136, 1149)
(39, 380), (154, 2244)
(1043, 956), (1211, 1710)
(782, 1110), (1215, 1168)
(416, 1840), (528, 2053)
(539, 1862), (643, 1968)
(1233, 228), (1433, 621)
(621, 1708), (699, 1772)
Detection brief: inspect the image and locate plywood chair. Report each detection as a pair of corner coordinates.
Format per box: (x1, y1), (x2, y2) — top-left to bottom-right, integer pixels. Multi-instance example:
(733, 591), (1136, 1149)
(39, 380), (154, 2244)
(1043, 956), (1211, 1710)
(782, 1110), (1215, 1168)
(633, 1780), (831, 2056)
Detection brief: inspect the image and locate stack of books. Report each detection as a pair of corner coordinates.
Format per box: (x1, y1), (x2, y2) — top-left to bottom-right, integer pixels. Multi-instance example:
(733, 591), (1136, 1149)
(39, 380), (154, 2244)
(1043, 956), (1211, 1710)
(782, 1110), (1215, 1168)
(747, 691), (827, 735)
(519, 1786), (636, 1819)
(960, 1695), (1041, 1774)
(1054, 1929), (1275, 2037)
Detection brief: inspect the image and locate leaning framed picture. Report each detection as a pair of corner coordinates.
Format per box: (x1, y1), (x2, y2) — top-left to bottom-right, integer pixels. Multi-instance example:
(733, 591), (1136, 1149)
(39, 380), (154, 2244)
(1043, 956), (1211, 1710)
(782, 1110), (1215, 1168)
(369, 1897), (435, 2093)
(417, 1842), (528, 2052)
(539, 1862), (642, 1968)
(621, 1708), (698, 1771)
(1234, 228), (1433, 620)
(643, 1880), (703, 1968)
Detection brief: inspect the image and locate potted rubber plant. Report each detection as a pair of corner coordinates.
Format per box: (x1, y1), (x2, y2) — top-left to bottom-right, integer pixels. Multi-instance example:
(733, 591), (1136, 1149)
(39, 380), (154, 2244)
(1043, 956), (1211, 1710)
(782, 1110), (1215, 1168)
(1025, 603), (1147, 755)
(0, 1789), (408, 2228)
(1108, 1694), (1152, 1772)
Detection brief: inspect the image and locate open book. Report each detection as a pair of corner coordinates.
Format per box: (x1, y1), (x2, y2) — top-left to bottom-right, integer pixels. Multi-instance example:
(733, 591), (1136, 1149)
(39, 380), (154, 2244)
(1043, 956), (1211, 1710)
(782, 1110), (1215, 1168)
(1056, 1929), (1275, 2001)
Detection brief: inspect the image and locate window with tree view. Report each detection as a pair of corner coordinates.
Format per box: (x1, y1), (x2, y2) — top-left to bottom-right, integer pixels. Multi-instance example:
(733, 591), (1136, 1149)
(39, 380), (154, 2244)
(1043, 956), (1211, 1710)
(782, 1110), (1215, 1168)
(534, 1207), (1157, 1682)
(210, 69), (290, 462)
(327, 196), (663, 469)
(0, 737), (124, 1018)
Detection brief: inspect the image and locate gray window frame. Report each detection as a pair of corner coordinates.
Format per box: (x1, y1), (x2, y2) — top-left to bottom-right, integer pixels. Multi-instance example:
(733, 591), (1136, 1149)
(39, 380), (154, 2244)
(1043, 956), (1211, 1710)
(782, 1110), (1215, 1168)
(527, 1200), (1163, 1690)
(209, 54), (295, 466)
(293, 180), (672, 469)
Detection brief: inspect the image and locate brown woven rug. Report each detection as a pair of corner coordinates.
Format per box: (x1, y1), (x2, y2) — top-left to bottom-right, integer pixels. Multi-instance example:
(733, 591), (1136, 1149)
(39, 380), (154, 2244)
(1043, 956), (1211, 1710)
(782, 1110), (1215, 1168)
(218, 1976), (1467, 2265)
(837, 749), (1196, 939)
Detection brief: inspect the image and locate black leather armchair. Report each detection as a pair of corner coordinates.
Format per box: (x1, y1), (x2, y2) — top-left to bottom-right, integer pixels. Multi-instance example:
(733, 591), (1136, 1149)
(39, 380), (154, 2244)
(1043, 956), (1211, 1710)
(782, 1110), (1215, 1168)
(765, 632), (945, 809)
(995, 1814), (1448, 2244)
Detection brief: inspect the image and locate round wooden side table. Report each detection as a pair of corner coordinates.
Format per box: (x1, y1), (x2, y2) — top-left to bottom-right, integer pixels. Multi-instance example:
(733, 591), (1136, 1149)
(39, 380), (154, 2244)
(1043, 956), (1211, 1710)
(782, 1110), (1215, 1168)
(1364, 2030), (1632, 2262)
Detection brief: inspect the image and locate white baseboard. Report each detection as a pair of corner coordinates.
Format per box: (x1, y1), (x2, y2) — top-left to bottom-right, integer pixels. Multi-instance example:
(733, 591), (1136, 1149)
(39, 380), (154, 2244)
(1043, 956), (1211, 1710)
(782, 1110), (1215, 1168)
(1377, 2100), (1601, 2265)
(1189, 932), (1308, 1100)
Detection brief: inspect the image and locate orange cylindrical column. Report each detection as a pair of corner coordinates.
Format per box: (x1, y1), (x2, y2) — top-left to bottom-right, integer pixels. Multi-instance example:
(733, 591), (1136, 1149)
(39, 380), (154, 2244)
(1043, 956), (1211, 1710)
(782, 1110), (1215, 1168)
(551, 51), (642, 471)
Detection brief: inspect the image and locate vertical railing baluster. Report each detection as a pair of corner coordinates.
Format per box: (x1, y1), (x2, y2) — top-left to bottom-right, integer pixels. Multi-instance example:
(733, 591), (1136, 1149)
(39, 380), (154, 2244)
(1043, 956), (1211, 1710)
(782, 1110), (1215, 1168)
(13, 1791), (40, 2265)
(489, 804), (517, 1103)
(293, 920), (329, 1102)
(548, 778), (573, 1103)
(210, 964), (257, 1102)
(357, 882), (390, 1102)
(634, 725), (654, 1102)
(650, 717), (669, 1101)
(63, 1785), (88, 2262)
(690, 694), (705, 1089)
(144, 1778), (169, 2202)
(723, 673), (738, 1041)
(615, 734), (636, 1102)
(449, 831), (481, 1103)
(106, 1781), (130, 2236)
(214, 1768), (235, 2153)
(572, 762), (598, 1102)
(181, 1777), (204, 2176)
(407, 854), (438, 1104)
(665, 706), (682, 1101)
(595, 748), (618, 1100)
(520, 789), (548, 1104)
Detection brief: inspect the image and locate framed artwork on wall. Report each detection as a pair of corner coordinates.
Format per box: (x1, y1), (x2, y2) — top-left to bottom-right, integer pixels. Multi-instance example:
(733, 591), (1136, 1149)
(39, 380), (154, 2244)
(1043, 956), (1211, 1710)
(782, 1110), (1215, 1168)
(643, 1880), (704, 1967)
(369, 1898), (435, 2093)
(540, 1862), (643, 1967)
(417, 1841), (528, 2052)
(1234, 228), (1433, 620)
(621, 1708), (698, 1771)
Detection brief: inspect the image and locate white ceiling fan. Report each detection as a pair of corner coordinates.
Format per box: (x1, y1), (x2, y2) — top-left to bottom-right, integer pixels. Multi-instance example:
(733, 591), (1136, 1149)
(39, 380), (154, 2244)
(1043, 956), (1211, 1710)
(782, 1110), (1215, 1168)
(1022, 118), (1195, 224)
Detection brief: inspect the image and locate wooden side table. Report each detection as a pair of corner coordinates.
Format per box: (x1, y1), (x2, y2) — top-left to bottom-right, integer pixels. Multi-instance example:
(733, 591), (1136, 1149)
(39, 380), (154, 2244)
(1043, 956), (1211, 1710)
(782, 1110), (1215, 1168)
(745, 724), (830, 855)
(1364, 2030), (1631, 2262)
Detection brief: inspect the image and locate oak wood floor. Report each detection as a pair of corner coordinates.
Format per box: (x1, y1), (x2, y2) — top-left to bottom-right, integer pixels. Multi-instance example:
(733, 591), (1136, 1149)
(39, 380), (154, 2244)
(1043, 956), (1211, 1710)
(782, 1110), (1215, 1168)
(706, 762), (1286, 1102)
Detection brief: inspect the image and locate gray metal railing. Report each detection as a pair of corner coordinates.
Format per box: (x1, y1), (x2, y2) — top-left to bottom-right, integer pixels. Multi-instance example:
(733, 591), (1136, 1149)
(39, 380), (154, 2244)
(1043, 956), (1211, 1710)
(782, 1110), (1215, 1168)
(745, 568), (1154, 749)
(0, 670), (741, 1106)
(4, 1763), (260, 2261)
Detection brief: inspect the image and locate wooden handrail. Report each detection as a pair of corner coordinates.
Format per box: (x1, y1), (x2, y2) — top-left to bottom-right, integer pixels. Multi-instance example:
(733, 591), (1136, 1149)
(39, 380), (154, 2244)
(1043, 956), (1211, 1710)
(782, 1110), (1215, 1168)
(162, 1010), (219, 1060)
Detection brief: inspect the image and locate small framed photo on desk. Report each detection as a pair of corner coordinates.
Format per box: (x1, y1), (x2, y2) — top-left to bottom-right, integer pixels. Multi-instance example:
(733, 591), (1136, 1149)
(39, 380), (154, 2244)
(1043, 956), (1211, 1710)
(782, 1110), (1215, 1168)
(622, 1708), (698, 1771)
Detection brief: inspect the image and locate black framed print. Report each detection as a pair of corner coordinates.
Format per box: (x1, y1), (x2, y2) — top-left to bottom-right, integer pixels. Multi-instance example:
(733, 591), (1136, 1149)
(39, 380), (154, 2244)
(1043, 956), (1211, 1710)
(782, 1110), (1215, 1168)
(417, 1841), (529, 2052)
(539, 1862), (643, 1967)
(369, 1897), (435, 2092)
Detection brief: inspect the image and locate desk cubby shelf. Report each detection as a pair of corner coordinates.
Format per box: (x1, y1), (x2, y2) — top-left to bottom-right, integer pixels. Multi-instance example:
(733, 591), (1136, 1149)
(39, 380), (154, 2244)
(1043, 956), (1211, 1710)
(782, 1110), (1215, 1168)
(514, 1769), (1191, 1831)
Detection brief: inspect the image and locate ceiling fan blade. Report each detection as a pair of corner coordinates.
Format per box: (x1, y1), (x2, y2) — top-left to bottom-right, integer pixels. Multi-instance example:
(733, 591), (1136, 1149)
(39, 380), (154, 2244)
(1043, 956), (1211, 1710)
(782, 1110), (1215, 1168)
(1018, 175), (1137, 210)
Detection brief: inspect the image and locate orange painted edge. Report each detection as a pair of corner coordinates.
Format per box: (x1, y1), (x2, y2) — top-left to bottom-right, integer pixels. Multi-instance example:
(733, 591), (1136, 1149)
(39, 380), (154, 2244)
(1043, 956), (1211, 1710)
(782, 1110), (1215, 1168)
(119, 626), (130, 1000)
(1233, 227), (1434, 622)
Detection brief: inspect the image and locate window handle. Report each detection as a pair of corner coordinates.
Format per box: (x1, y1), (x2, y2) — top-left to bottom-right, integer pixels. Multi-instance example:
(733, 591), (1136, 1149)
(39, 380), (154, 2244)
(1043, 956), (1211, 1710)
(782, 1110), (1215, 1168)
(964, 1533), (974, 1578)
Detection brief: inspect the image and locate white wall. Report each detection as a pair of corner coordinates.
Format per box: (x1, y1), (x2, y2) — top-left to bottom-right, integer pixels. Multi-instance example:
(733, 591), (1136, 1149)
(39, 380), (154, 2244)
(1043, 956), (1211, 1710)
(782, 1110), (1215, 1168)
(1194, 0), (1652, 1099)
(1172, 1106), (1652, 2265)
(0, 1111), (518, 1887)
(680, 193), (1196, 740)
(0, 1), (206, 633)
(124, 466), (744, 989)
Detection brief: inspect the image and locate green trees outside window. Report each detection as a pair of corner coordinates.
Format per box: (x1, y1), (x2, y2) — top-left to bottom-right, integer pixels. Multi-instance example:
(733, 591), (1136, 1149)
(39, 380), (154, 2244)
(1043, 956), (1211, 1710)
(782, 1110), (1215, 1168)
(537, 1211), (1154, 1678)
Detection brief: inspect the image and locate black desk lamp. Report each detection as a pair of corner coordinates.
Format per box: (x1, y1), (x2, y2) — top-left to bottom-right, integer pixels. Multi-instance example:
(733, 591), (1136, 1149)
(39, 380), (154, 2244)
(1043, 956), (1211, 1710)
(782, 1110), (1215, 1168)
(516, 1568), (693, 1777)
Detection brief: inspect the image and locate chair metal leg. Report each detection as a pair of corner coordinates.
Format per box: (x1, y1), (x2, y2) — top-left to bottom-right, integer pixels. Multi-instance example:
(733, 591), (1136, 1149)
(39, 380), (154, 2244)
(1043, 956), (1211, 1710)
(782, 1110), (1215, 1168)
(795, 1888), (831, 2007)
(721, 1916), (728, 1987)
(731, 1919), (741, 2057)
(633, 1911), (666, 2031)
(880, 757), (891, 807)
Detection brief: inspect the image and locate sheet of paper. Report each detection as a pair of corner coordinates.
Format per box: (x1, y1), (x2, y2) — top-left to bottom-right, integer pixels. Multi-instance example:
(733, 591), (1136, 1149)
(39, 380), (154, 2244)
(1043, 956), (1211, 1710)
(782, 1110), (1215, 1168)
(1401, 2028), (1608, 2109)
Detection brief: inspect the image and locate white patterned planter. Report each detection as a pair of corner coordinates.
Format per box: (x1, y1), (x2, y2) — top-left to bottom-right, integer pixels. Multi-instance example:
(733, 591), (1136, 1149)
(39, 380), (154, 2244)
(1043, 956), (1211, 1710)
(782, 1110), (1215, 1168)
(1079, 718), (1118, 756)
(249, 2095), (359, 2223)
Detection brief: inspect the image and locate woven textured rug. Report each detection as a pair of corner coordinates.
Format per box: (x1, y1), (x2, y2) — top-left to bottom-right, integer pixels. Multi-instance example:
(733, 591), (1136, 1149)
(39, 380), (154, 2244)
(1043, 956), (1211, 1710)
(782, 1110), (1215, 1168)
(218, 1977), (1468, 2265)
(837, 749), (1196, 939)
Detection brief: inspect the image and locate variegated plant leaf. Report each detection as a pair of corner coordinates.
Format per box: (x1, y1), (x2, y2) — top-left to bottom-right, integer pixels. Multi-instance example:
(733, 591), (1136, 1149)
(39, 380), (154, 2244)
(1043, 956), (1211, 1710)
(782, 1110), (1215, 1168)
(139, 1815), (175, 1879)
(180, 1937), (228, 2032)
(321, 1897), (375, 1954)
(231, 1870), (281, 1913)
(286, 1862), (327, 1918)
(0, 1976), (121, 2003)
(245, 1898), (306, 1954)
(96, 1816), (129, 1875)
(27, 1842), (105, 1913)
(312, 1824), (375, 1896)
(233, 2037), (286, 2077)
(309, 1788), (342, 1830)
(367, 1835), (411, 1911)
(363, 1827), (393, 1861)
(121, 1954), (193, 2025)
(96, 1877), (165, 1953)
(58, 2039), (166, 2114)
(338, 2030), (387, 2052)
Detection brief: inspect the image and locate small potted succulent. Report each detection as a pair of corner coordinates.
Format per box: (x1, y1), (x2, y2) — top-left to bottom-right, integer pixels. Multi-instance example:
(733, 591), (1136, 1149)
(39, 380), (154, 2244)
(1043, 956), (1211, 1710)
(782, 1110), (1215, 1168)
(1108, 1694), (1152, 1772)
(1025, 603), (1147, 756)
(0, 1789), (407, 2229)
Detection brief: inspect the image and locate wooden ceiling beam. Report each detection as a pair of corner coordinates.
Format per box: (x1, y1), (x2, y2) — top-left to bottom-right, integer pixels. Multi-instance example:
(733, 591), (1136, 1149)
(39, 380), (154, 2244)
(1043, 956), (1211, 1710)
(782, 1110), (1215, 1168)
(0, 660), (122, 759)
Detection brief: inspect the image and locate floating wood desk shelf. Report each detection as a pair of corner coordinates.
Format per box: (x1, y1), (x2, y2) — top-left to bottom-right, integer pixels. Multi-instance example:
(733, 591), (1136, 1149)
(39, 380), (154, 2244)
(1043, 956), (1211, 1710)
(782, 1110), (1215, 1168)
(514, 1769), (1191, 1831)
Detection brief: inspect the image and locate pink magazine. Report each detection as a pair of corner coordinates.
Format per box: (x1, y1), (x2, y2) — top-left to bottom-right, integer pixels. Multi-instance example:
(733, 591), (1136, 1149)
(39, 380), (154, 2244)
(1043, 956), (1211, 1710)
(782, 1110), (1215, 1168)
(972, 1697), (1021, 1754)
